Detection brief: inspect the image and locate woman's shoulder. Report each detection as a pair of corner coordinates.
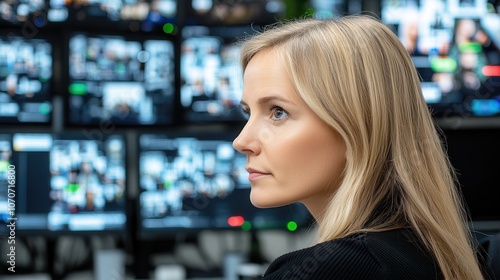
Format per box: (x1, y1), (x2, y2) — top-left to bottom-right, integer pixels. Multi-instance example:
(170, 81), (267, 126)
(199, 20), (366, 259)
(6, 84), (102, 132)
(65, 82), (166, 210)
(262, 228), (443, 280)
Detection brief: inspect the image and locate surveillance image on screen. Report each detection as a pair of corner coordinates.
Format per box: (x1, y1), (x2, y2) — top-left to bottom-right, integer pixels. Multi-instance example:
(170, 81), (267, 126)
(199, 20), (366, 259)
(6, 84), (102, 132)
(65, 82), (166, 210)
(0, 0), (70, 25)
(381, 0), (500, 119)
(138, 133), (311, 237)
(67, 33), (175, 126)
(0, 133), (127, 234)
(64, 0), (177, 32)
(184, 0), (287, 26)
(180, 25), (259, 122)
(0, 35), (53, 124)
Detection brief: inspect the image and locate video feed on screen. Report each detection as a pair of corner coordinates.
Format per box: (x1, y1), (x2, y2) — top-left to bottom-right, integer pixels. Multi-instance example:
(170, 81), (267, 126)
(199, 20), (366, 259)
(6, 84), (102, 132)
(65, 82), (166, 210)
(0, 133), (127, 234)
(0, 0), (69, 25)
(309, 0), (349, 19)
(65, 0), (177, 32)
(138, 133), (310, 237)
(0, 135), (13, 226)
(180, 26), (259, 122)
(184, 0), (287, 25)
(381, 0), (500, 119)
(68, 33), (175, 126)
(0, 35), (52, 124)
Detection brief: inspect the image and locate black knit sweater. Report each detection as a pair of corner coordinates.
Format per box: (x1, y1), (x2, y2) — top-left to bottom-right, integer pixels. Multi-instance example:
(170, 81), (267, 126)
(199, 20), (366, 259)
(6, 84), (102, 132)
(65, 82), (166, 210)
(262, 229), (444, 280)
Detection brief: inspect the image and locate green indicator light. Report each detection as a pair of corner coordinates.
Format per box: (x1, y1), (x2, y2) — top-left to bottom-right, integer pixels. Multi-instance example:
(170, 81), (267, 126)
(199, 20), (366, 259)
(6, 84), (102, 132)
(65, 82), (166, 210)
(430, 57), (457, 72)
(163, 23), (175, 34)
(69, 83), (87, 95)
(458, 42), (482, 53)
(287, 221), (298, 232)
(241, 221), (252, 231)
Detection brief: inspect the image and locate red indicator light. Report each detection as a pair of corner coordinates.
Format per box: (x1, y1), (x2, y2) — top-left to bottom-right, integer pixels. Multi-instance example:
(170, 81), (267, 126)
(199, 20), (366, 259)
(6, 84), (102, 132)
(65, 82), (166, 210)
(482, 66), (500, 77)
(228, 216), (245, 227)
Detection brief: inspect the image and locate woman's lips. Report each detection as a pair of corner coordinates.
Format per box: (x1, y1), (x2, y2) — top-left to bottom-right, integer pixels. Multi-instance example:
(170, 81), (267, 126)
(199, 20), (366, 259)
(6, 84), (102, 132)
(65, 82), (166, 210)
(248, 172), (270, 181)
(246, 168), (271, 181)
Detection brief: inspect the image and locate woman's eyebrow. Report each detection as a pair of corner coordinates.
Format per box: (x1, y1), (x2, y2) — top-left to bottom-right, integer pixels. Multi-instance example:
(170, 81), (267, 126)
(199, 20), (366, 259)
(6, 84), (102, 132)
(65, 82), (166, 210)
(239, 95), (294, 108)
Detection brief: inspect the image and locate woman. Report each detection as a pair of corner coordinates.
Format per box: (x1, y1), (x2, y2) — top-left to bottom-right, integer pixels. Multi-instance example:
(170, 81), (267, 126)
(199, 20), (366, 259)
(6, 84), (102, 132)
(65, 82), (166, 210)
(232, 16), (486, 279)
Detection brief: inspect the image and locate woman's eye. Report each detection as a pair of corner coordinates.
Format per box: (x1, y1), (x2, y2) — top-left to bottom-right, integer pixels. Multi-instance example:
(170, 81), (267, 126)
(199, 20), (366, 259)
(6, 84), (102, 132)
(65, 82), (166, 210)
(241, 107), (250, 118)
(271, 107), (288, 121)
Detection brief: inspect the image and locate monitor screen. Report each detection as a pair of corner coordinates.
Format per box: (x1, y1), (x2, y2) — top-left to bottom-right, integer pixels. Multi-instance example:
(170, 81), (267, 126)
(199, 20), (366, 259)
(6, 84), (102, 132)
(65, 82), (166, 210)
(180, 25), (259, 123)
(381, 0), (500, 119)
(137, 133), (311, 238)
(0, 0), (68, 26)
(0, 132), (127, 235)
(0, 34), (53, 124)
(67, 32), (176, 126)
(443, 128), (500, 229)
(183, 0), (288, 26)
(63, 0), (177, 32)
(309, 0), (350, 19)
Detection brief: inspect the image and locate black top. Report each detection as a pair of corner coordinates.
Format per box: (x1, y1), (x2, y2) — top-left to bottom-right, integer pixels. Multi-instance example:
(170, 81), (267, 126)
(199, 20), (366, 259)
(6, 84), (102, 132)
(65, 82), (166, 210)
(262, 229), (443, 280)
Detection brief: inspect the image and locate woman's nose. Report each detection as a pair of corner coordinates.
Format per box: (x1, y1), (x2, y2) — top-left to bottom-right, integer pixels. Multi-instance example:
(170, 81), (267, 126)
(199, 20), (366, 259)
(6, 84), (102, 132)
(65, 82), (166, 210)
(233, 121), (260, 155)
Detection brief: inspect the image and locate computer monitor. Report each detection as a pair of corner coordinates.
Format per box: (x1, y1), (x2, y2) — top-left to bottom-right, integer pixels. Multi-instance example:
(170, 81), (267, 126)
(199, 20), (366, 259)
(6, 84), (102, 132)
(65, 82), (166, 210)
(180, 25), (262, 123)
(0, 0), (68, 27)
(0, 33), (53, 124)
(0, 132), (127, 235)
(137, 131), (312, 238)
(62, 0), (177, 32)
(381, 0), (500, 122)
(443, 128), (500, 230)
(66, 32), (176, 126)
(182, 0), (288, 26)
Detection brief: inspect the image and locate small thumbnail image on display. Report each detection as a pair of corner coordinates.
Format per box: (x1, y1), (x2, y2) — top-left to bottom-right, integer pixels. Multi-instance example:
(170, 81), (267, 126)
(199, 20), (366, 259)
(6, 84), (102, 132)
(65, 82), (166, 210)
(0, 36), (52, 123)
(68, 34), (175, 125)
(48, 136), (126, 231)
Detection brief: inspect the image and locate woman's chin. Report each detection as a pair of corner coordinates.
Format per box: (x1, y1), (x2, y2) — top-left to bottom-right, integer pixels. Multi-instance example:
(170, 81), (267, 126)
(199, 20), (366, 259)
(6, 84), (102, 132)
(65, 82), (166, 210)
(250, 192), (288, 209)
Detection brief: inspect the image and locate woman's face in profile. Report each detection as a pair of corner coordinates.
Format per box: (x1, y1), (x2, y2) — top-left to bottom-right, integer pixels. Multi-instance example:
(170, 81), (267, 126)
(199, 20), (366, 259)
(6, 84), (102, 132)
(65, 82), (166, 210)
(233, 48), (346, 216)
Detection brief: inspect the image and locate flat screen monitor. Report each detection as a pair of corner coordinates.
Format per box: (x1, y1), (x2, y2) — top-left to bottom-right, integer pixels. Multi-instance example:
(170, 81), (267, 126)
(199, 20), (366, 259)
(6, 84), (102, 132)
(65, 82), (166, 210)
(443, 128), (500, 230)
(63, 0), (177, 32)
(180, 25), (260, 123)
(0, 33), (53, 124)
(183, 0), (288, 26)
(381, 0), (500, 121)
(0, 132), (127, 235)
(137, 132), (311, 238)
(0, 0), (68, 27)
(67, 32), (176, 126)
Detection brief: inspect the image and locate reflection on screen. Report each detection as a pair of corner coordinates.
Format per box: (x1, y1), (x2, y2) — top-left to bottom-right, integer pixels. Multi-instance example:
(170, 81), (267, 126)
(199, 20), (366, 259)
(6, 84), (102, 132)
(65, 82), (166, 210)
(381, 0), (500, 118)
(0, 133), (127, 233)
(181, 26), (256, 122)
(0, 36), (52, 124)
(138, 134), (310, 236)
(68, 33), (175, 126)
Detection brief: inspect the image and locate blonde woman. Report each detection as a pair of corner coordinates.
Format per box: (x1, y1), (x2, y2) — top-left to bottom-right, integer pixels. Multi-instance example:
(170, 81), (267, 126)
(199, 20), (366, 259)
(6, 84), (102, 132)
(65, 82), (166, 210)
(233, 15), (487, 279)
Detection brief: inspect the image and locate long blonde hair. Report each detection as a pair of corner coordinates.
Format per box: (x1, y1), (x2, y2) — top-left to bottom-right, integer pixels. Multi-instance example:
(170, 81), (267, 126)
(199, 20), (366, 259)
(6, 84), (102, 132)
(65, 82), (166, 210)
(240, 16), (484, 279)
